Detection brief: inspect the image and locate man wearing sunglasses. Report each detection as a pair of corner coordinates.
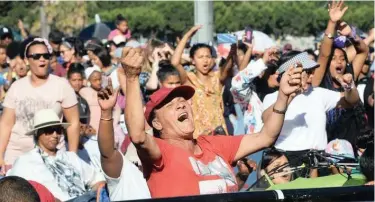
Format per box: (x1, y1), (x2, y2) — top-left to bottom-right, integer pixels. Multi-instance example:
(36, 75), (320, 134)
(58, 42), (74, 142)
(8, 109), (105, 202)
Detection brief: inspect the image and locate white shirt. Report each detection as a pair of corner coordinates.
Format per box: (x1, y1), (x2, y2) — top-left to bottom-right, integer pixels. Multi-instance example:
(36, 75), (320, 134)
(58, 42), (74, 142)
(104, 155), (151, 201)
(8, 148), (105, 201)
(357, 83), (366, 103)
(263, 87), (341, 151)
(78, 135), (102, 173)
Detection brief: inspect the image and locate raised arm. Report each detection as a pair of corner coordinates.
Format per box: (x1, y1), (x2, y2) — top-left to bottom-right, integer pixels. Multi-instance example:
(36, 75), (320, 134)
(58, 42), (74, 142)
(171, 25), (202, 84)
(238, 39), (253, 71)
(219, 44), (236, 84)
(145, 51), (161, 90)
(336, 73), (360, 107)
(230, 48), (275, 105)
(313, 0), (348, 87)
(363, 28), (374, 46)
(17, 20), (29, 40)
(350, 36), (369, 81)
(122, 48), (161, 163)
(97, 78), (123, 178)
(234, 66), (303, 161)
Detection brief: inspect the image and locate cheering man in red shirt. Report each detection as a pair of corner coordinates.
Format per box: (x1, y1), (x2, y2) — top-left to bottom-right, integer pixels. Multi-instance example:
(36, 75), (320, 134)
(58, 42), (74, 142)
(97, 47), (303, 199)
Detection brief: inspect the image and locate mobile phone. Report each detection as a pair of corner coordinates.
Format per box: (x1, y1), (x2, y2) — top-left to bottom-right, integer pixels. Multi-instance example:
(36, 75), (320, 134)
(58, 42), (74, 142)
(245, 26), (253, 43)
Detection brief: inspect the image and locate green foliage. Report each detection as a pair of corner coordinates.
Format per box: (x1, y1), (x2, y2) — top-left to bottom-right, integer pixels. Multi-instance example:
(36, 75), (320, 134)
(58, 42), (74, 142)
(0, 1), (39, 30)
(0, 1), (373, 39)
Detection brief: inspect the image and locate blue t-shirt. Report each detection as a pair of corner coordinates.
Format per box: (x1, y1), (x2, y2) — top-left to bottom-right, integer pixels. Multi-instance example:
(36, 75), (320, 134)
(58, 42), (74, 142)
(0, 75), (6, 86)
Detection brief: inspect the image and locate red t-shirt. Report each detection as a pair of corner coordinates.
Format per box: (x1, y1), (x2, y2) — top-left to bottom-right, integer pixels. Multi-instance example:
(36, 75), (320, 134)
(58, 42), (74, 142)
(143, 135), (243, 198)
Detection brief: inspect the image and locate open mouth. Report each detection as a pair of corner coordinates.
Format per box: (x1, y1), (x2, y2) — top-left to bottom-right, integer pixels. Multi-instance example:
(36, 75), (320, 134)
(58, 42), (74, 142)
(177, 112), (188, 122)
(39, 64), (47, 68)
(202, 64), (210, 69)
(335, 66), (344, 74)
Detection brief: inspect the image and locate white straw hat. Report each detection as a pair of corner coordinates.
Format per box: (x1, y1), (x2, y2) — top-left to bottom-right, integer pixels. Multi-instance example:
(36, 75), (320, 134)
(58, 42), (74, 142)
(25, 109), (70, 136)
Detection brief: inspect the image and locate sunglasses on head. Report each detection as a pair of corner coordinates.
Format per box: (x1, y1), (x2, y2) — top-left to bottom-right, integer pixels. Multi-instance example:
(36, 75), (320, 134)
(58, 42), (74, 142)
(27, 53), (52, 60)
(38, 126), (64, 135)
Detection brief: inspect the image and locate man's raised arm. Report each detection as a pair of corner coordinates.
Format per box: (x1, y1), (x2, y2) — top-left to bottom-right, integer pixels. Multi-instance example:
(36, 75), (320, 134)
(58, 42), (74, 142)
(234, 66), (303, 161)
(122, 48), (161, 162)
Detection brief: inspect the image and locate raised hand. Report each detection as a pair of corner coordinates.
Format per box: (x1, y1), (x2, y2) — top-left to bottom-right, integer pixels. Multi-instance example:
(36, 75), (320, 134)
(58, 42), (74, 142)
(337, 21), (352, 37)
(242, 35), (254, 50)
(17, 19), (24, 30)
(237, 158), (257, 176)
(335, 73), (354, 90)
(228, 43), (237, 61)
(152, 48), (165, 62)
(263, 47), (280, 64)
(279, 64), (303, 97)
(121, 47), (144, 78)
(328, 0), (348, 23)
(98, 78), (119, 112)
(185, 25), (203, 39)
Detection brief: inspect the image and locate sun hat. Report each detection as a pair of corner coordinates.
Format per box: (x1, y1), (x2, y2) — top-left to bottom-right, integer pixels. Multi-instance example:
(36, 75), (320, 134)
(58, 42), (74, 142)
(277, 52), (319, 74)
(144, 86), (195, 126)
(25, 109), (70, 136)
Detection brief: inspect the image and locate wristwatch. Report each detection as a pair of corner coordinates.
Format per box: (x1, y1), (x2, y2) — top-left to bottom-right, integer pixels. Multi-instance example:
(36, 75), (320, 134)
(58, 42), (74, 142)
(325, 33), (334, 39)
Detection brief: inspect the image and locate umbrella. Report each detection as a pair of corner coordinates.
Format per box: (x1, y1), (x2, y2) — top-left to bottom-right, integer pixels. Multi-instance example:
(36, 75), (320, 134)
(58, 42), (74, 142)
(78, 22), (115, 42)
(216, 30), (276, 57)
(233, 30), (276, 53)
(267, 173), (366, 190)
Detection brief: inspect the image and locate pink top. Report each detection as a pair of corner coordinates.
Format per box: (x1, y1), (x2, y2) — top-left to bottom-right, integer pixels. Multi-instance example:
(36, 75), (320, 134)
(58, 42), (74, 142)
(3, 74), (77, 164)
(79, 87), (101, 132)
(108, 29), (132, 41)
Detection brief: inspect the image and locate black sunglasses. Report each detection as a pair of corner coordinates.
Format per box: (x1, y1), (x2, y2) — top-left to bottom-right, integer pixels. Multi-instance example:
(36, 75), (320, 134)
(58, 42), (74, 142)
(27, 53), (52, 60)
(38, 126), (64, 135)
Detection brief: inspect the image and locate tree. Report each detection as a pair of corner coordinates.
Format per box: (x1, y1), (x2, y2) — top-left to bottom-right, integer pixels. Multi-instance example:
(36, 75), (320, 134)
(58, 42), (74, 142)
(0, 1), (373, 40)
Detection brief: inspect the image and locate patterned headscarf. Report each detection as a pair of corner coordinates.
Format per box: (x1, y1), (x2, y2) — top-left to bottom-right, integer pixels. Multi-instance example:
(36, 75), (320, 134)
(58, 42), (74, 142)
(24, 38), (53, 59)
(38, 147), (86, 198)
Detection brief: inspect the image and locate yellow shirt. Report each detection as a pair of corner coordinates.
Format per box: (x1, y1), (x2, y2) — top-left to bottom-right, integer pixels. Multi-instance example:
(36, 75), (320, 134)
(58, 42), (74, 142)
(187, 71), (227, 138)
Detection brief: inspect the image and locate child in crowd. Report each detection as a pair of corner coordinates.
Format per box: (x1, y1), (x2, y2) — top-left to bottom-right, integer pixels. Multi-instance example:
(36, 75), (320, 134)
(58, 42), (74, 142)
(108, 14), (131, 41)
(157, 60), (181, 88)
(79, 66), (102, 132)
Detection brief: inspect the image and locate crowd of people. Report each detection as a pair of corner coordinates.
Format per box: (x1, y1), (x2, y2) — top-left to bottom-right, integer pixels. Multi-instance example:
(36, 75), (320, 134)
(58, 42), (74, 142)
(0, 1), (373, 201)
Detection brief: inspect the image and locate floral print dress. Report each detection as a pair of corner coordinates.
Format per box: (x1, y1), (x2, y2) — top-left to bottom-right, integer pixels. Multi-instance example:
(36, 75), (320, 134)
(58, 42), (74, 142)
(187, 71), (227, 138)
(230, 59), (268, 134)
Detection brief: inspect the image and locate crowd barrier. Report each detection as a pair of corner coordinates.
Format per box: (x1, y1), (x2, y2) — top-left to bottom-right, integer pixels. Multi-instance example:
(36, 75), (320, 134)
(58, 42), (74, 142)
(121, 185), (374, 202)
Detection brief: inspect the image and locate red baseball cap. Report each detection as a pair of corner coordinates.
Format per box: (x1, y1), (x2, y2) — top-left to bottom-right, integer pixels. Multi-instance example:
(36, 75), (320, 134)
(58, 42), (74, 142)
(144, 86), (195, 126)
(28, 180), (55, 202)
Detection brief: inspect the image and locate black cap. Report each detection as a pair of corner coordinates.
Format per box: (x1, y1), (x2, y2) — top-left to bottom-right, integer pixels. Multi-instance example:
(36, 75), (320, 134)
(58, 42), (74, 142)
(0, 26), (13, 39)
